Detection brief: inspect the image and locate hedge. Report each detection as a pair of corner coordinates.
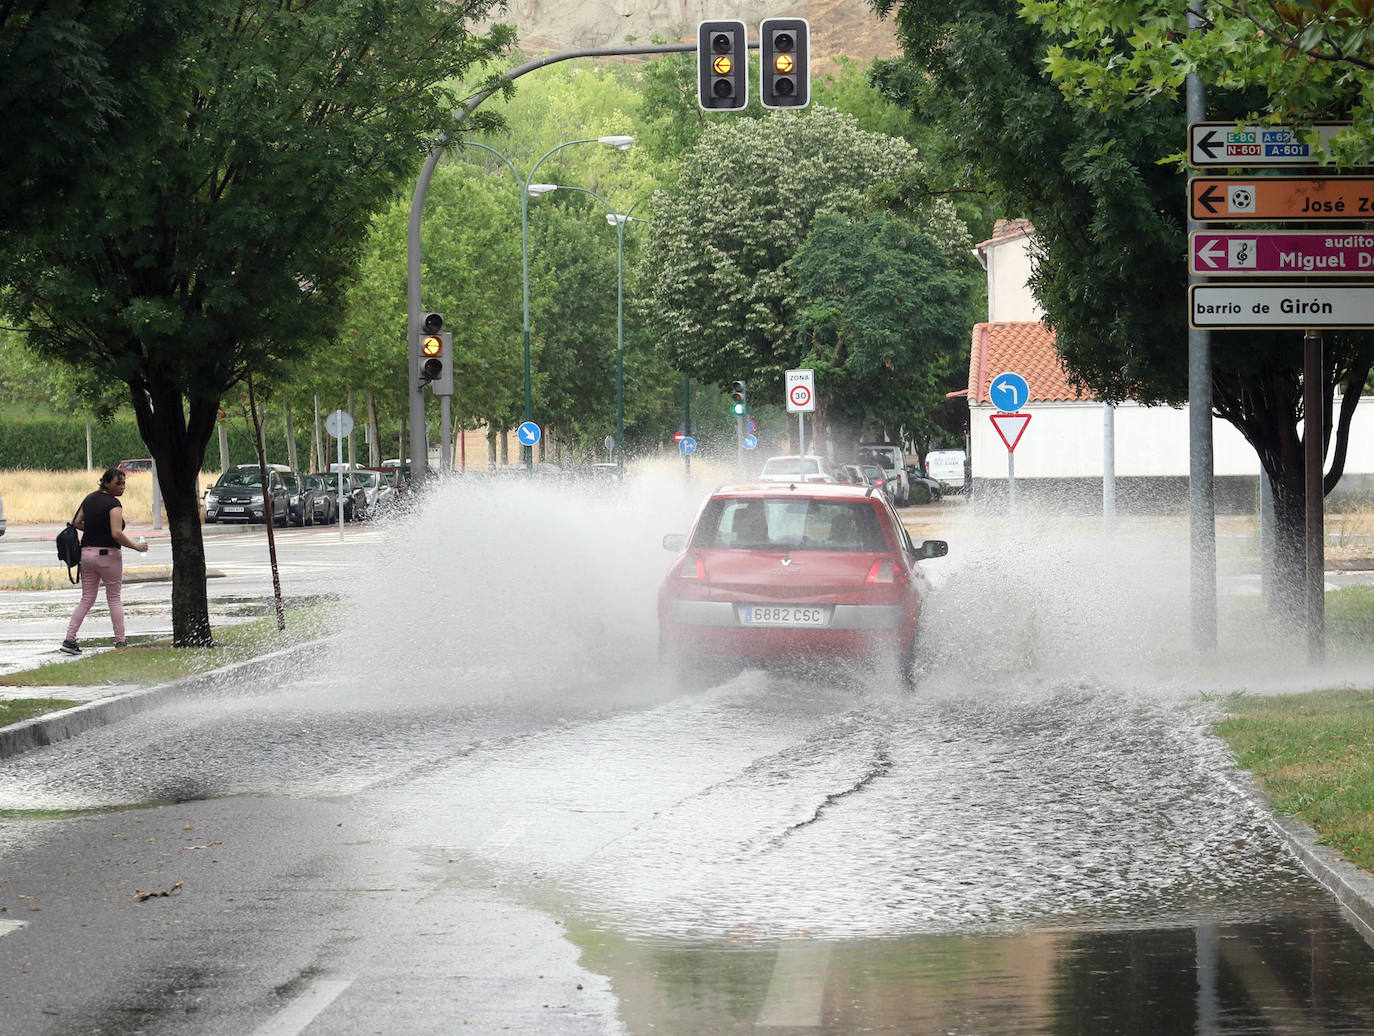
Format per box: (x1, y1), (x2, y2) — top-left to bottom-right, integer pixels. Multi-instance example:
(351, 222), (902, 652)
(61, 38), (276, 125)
(0, 415), (317, 471)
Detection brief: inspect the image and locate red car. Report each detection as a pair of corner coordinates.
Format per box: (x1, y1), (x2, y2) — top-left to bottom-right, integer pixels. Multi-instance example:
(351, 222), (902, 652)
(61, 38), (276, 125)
(658, 482), (947, 686)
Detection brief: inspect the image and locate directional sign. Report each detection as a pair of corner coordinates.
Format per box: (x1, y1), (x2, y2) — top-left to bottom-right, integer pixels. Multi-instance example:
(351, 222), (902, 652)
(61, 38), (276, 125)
(517, 421), (542, 446)
(989, 371), (1029, 413)
(1190, 231), (1374, 277)
(1191, 283), (1374, 329)
(742, 434), (757, 451)
(1188, 122), (1349, 167)
(1190, 177), (1374, 222)
(785, 368), (816, 413)
(990, 413), (1031, 452)
(679, 436), (697, 455)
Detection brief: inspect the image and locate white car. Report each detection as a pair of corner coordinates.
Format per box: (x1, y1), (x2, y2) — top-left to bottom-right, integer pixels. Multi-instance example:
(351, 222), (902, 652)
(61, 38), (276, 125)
(350, 470), (396, 515)
(758, 455), (840, 483)
(925, 449), (968, 494)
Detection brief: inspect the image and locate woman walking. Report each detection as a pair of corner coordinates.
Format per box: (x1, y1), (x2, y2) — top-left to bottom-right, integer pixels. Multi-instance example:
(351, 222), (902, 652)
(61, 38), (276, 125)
(60, 467), (150, 654)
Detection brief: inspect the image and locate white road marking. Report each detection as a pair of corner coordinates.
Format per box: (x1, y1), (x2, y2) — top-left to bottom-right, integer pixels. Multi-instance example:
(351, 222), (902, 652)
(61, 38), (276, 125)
(481, 818), (531, 857)
(757, 941), (833, 1028)
(252, 978), (352, 1036)
(0, 920), (27, 937)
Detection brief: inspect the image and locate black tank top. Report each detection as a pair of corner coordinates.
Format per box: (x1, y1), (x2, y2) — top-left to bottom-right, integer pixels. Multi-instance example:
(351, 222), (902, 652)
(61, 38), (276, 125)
(80, 490), (124, 549)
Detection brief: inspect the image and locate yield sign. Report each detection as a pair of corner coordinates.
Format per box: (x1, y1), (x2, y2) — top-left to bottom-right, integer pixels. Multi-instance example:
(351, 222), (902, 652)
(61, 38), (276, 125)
(990, 412), (1031, 452)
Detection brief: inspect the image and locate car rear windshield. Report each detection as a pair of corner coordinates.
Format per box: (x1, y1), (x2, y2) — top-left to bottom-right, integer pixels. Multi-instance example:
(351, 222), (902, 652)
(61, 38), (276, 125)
(857, 448), (898, 470)
(692, 498), (888, 552)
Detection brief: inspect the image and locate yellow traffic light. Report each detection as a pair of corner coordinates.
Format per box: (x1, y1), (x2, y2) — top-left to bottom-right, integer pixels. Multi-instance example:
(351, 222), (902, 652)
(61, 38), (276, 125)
(712, 55), (732, 75)
(774, 53), (794, 75)
(421, 334), (443, 357)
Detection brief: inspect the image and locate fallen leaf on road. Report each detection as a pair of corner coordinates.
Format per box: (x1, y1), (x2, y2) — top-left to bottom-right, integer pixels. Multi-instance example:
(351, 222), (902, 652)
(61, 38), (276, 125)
(135, 880), (183, 901)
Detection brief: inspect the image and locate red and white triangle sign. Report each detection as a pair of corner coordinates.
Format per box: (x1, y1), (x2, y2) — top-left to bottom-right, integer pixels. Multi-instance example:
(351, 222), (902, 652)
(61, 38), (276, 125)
(990, 412), (1031, 452)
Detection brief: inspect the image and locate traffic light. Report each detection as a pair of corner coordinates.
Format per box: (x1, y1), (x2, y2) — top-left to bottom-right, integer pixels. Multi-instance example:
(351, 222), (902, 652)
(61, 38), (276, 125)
(697, 20), (747, 111)
(730, 380), (747, 416)
(417, 312), (453, 396)
(760, 18), (810, 109)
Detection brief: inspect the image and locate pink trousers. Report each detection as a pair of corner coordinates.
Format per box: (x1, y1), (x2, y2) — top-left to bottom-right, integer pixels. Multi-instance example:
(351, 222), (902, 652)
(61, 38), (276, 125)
(66, 546), (125, 642)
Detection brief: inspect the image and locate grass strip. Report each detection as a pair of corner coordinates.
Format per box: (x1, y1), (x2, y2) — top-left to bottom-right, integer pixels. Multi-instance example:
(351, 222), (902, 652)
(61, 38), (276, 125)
(1213, 687), (1374, 876)
(0, 566), (175, 590)
(0, 698), (82, 727)
(0, 600), (338, 690)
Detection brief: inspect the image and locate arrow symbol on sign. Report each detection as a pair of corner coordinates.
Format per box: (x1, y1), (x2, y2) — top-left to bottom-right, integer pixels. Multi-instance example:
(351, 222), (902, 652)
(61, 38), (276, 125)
(1196, 184), (1225, 214)
(1196, 239), (1225, 268)
(1196, 129), (1222, 160)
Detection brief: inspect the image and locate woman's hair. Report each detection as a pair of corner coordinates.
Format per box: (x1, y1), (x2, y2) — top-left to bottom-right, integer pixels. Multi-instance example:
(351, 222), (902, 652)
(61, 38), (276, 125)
(99, 467), (125, 489)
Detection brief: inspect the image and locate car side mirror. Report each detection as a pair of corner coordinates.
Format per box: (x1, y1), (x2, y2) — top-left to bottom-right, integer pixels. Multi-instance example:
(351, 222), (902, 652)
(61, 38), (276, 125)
(918, 539), (948, 560)
(662, 533), (685, 552)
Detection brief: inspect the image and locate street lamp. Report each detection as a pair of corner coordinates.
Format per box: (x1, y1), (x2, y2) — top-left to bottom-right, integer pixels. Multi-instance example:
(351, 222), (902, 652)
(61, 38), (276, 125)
(542, 184), (649, 475)
(458, 135), (634, 470)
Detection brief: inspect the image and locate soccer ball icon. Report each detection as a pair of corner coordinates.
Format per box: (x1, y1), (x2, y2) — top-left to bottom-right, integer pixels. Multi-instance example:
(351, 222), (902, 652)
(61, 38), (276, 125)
(1228, 186), (1255, 212)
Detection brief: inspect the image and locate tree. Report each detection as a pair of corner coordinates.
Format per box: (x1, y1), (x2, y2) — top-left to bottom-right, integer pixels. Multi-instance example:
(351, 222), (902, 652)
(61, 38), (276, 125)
(1, 0), (513, 644)
(870, 0), (1374, 610)
(787, 211), (967, 446)
(639, 106), (969, 447)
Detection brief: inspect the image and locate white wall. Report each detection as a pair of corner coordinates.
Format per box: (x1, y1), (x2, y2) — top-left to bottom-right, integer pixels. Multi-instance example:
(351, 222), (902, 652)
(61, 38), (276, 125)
(971, 397), (1374, 479)
(986, 237), (1043, 323)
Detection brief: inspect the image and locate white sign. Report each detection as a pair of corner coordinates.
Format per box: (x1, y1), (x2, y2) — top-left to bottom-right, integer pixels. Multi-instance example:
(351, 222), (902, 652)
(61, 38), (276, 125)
(324, 409), (353, 438)
(1188, 122), (1349, 168)
(785, 368), (815, 413)
(1190, 283), (1374, 329)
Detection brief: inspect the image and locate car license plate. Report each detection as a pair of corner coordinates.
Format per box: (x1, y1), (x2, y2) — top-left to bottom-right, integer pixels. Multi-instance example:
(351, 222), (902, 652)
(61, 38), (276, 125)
(223, 506), (244, 512)
(741, 605), (828, 626)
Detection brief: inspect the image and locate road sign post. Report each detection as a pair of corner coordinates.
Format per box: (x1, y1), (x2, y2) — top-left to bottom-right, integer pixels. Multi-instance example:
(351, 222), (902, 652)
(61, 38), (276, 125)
(989, 412), (1030, 514)
(1187, 122), (1349, 167)
(785, 368), (815, 457)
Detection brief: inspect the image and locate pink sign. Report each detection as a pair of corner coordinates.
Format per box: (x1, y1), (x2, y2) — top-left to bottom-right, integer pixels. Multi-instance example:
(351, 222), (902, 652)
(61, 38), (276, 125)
(1190, 231), (1374, 277)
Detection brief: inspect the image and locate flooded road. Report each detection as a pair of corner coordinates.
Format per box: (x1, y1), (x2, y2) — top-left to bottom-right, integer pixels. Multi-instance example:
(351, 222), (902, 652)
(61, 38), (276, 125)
(3, 470), (1374, 1033)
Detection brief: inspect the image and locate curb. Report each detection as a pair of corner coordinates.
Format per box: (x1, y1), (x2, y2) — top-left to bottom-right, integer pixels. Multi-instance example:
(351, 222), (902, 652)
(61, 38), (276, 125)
(0, 639), (325, 762)
(1241, 772), (1374, 944)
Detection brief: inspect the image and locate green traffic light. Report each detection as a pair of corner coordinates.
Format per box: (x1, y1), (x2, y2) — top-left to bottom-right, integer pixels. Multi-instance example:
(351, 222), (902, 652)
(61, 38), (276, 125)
(732, 402), (746, 416)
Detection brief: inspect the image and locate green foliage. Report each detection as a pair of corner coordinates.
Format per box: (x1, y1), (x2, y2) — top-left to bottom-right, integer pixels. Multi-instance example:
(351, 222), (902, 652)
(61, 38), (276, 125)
(0, 0), (514, 644)
(639, 106), (968, 444)
(788, 211), (967, 441)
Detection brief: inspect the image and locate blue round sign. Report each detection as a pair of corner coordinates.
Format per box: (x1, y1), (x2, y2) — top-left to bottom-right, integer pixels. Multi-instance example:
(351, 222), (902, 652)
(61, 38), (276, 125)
(517, 421), (542, 446)
(990, 371), (1030, 413)
(742, 434), (757, 451)
(679, 436), (697, 455)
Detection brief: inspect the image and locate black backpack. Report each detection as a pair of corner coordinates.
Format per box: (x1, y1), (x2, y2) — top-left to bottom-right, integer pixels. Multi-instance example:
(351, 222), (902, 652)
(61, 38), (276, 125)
(56, 508), (81, 584)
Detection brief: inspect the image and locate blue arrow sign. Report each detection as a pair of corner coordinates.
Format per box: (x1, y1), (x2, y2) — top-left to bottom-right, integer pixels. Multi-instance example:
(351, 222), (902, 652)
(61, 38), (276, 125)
(990, 371), (1029, 413)
(517, 421), (542, 446)
(679, 436), (697, 455)
(742, 434), (757, 451)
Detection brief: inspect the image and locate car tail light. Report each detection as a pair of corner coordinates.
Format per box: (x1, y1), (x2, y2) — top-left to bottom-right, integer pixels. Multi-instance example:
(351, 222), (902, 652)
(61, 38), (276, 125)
(874, 477), (885, 487)
(674, 553), (707, 580)
(865, 557), (909, 586)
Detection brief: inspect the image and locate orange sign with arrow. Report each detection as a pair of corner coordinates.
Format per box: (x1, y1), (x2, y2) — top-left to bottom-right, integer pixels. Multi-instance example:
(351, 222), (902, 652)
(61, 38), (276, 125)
(1190, 177), (1374, 222)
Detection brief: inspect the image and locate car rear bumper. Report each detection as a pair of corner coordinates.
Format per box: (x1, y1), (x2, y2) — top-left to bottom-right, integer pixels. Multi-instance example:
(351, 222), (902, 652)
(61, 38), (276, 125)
(659, 600), (912, 660)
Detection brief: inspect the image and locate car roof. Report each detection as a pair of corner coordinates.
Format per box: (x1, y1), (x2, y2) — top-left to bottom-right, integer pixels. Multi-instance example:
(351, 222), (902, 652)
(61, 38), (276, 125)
(710, 481), (881, 501)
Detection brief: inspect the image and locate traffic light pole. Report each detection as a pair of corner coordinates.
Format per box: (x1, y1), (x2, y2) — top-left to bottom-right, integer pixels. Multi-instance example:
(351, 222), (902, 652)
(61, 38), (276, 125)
(407, 41), (728, 489)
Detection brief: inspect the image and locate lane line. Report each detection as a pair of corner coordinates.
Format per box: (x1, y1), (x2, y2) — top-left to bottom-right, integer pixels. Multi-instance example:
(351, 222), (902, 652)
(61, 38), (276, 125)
(252, 978), (352, 1036)
(0, 920), (27, 938)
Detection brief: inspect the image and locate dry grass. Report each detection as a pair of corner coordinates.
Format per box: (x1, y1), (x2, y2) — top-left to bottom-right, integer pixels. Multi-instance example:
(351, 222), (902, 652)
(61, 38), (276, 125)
(0, 469), (216, 524)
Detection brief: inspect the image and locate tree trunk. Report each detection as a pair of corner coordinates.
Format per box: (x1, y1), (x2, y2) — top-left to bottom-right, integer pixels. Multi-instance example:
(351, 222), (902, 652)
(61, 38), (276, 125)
(347, 389), (357, 468)
(85, 417), (93, 470)
(366, 392), (380, 467)
(312, 394), (323, 472)
(285, 401), (299, 472)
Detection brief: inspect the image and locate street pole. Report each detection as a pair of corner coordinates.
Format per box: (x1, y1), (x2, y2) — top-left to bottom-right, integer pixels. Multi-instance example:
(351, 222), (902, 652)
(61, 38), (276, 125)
(1304, 328), (1326, 664)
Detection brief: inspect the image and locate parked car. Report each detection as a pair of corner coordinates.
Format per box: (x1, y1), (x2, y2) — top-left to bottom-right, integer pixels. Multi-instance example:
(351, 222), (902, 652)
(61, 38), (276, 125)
(309, 472), (367, 521)
(856, 443), (911, 505)
(905, 464), (943, 504)
(925, 449), (969, 495)
(117, 458), (153, 474)
(281, 471), (319, 527)
(758, 455), (841, 484)
(304, 474), (339, 524)
(0, 491), (6, 537)
(860, 463), (893, 500)
(352, 468), (397, 515)
(658, 482), (948, 688)
(203, 468), (290, 525)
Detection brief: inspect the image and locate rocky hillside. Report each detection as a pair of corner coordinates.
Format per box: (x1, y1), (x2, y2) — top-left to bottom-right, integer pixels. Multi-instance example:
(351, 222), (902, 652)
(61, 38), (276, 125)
(480, 0), (902, 68)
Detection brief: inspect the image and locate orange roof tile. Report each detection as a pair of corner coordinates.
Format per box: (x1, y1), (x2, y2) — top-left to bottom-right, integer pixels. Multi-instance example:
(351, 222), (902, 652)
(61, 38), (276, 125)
(974, 218), (1035, 251)
(966, 322), (1095, 404)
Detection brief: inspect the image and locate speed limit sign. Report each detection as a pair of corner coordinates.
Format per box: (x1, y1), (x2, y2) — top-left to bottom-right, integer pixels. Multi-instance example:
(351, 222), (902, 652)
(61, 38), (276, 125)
(785, 369), (815, 413)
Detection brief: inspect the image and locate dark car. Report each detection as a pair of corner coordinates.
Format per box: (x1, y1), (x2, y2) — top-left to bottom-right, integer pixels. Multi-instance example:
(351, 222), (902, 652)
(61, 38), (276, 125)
(309, 472), (367, 521)
(304, 474), (339, 524)
(905, 464), (943, 504)
(658, 482), (947, 688)
(282, 471), (319, 527)
(203, 468), (290, 525)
